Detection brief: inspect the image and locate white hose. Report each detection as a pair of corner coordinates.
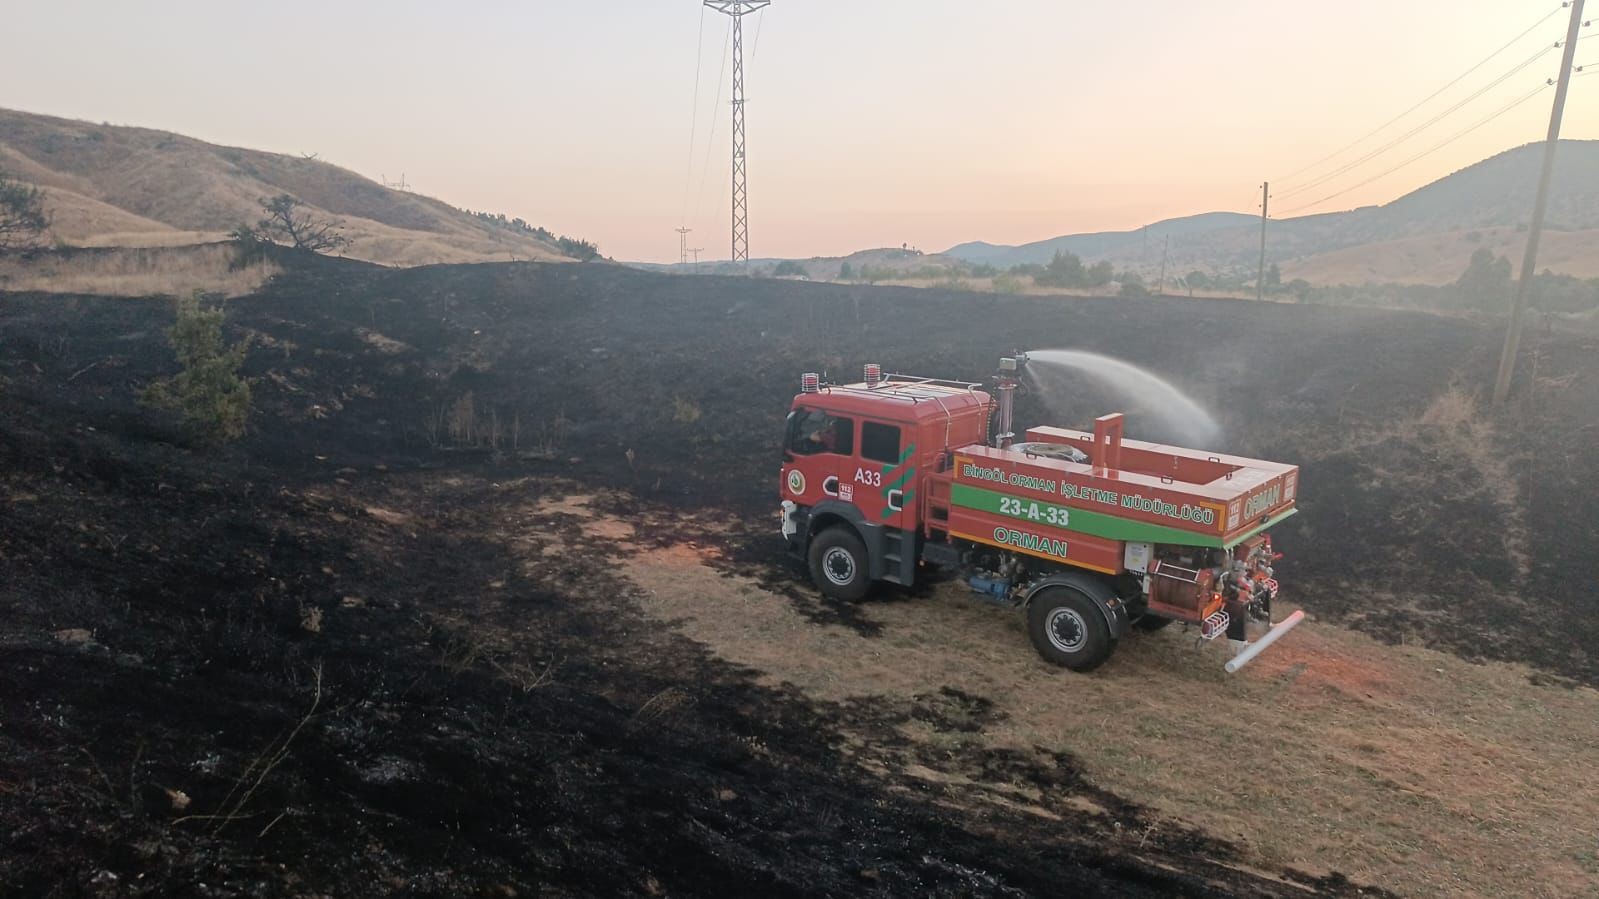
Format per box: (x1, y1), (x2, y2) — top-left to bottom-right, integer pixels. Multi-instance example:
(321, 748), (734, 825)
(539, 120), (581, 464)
(1224, 610), (1306, 674)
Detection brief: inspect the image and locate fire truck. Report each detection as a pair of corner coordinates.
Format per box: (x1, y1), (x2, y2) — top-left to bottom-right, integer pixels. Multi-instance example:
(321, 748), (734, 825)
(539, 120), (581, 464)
(779, 355), (1303, 671)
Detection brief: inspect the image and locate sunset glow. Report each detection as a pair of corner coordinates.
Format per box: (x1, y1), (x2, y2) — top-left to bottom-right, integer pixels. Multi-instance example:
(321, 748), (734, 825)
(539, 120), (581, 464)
(4, 0), (1595, 261)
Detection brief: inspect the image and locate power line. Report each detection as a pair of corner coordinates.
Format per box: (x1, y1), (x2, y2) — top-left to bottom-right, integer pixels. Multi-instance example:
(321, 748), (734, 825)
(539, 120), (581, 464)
(1273, 5), (1565, 187)
(1277, 42), (1561, 201)
(680, 3), (707, 226)
(1280, 81), (1552, 216)
(751, 7), (767, 63)
(690, 20), (732, 239)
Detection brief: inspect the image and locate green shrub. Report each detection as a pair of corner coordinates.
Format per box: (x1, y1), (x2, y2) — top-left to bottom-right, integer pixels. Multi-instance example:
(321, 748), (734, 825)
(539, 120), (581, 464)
(141, 290), (252, 445)
(992, 273), (1025, 294)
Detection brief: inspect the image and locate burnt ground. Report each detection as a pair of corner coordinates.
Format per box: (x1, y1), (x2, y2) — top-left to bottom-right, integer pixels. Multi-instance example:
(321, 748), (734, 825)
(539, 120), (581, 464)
(2, 255), (1595, 896)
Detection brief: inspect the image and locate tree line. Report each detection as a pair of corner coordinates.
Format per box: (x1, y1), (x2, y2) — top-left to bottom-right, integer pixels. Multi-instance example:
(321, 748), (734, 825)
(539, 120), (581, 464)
(464, 209), (600, 261)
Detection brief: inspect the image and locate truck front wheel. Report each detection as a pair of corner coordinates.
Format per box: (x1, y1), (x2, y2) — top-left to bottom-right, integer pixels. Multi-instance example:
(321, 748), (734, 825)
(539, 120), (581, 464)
(1027, 588), (1115, 671)
(808, 527), (871, 602)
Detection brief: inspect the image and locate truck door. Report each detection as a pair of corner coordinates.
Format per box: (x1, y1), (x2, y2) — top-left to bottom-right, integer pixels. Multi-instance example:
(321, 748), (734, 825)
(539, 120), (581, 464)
(782, 407), (855, 508)
(857, 420), (916, 531)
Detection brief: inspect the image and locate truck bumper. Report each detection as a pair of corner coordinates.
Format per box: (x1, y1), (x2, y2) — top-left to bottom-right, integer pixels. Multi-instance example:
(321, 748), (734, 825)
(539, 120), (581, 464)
(780, 500), (806, 557)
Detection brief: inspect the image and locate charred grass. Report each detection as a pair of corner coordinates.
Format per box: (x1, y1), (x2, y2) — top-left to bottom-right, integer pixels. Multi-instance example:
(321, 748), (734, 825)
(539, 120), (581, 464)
(0, 412), (1340, 895)
(5, 257), (1599, 895)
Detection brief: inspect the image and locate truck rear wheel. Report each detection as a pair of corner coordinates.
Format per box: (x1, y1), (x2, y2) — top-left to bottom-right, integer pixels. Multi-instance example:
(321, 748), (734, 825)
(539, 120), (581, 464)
(808, 527), (871, 602)
(1027, 588), (1115, 671)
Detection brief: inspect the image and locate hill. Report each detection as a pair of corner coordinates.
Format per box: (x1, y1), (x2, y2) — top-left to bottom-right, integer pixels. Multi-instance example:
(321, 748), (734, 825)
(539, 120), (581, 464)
(1281, 225), (1599, 285)
(945, 211), (1258, 267)
(946, 141), (1599, 285)
(0, 107), (577, 266)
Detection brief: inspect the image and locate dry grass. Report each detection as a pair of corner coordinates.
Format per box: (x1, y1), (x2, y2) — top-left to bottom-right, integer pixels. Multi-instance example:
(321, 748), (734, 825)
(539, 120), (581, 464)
(0, 245), (278, 298)
(533, 492), (1599, 899)
(1282, 226), (1599, 286)
(840, 273), (1253, 300)
(0, 108), (573, 267)
(1409, 385), (1530, 575)
(421, 393), (566, 456)
(1290, 383), (1532, 583)
(36, 185), (191, 242)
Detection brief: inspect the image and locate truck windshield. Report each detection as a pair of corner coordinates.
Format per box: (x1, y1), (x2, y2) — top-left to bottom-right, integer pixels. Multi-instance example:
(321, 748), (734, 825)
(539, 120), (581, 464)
(787, 409), (853, 456)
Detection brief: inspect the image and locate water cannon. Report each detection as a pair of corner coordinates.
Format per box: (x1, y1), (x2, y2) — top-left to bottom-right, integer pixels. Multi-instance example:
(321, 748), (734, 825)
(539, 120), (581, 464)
(993, 352), (1029, 449)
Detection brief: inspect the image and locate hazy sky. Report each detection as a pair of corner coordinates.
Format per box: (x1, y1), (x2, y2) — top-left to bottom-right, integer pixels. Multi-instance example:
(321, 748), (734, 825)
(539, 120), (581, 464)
(5, 1), (1597, 262)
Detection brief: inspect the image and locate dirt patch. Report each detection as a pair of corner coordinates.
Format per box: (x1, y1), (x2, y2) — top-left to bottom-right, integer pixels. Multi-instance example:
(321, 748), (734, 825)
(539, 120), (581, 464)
(535, 494), (1599, 898)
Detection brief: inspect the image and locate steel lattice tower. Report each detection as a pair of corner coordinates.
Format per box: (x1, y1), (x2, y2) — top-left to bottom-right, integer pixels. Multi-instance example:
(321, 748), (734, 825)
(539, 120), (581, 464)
(705, 1), (770, 264)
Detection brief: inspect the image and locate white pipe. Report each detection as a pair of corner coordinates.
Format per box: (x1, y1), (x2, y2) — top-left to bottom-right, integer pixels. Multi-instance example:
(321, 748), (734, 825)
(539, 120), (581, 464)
(1224, 609), (1306, 674)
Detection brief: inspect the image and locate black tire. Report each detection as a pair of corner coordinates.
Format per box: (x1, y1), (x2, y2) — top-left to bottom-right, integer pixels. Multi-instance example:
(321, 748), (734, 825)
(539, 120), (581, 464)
(1134, 614), (1173, 632)
(1027, 588), (1115, 671)
(807, 527), (871, 602)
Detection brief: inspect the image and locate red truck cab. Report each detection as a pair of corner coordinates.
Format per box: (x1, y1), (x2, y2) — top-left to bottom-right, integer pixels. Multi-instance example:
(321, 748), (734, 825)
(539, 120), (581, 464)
(780, 370), (990, 593)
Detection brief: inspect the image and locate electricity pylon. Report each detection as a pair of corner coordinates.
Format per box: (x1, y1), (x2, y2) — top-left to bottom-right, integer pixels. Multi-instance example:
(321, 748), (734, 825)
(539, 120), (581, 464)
(704, 1), (771, 265)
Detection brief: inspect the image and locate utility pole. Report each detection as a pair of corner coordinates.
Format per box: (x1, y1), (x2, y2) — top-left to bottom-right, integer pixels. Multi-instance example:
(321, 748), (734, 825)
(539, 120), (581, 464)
(1157, 235), (1170, 295)
(1256, 182), (1270, 301)
(689, 247), (704, 273)
(1493, 0), (1586, 405)
(704, 1), (772, 266)
(675, 226), (692, 266)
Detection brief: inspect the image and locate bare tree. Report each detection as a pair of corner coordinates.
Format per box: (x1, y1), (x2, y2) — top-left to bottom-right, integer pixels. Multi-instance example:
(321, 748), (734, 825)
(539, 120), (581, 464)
(252, 194), (351, 254)
(0, 171), (50, 252)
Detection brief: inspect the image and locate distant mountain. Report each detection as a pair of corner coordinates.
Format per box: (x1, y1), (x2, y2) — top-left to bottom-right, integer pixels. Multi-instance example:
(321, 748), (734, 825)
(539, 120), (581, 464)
(945, 141), (1599, 284)
(945, 212), (1258, 267)
(0, 107), (578, 266)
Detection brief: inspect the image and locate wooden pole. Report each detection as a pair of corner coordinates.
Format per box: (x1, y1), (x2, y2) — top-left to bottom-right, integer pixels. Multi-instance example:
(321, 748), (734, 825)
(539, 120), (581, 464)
(1492, 0), (1585, 404)
(1256, 182), (1270, 301)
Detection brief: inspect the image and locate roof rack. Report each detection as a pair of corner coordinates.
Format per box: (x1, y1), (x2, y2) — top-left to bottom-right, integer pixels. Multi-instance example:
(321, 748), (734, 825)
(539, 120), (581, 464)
(819, 373), (984, 404)
(881, 373), (985, 391)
